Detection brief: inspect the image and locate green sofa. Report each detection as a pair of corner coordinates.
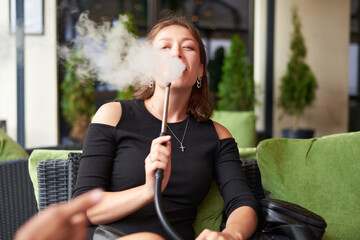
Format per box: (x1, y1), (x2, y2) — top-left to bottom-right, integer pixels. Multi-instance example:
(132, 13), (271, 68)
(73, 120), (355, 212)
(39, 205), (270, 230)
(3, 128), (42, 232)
(257, 131), (360, 240)
(0, 128), (29, 162)
(27, 122), (360, 239)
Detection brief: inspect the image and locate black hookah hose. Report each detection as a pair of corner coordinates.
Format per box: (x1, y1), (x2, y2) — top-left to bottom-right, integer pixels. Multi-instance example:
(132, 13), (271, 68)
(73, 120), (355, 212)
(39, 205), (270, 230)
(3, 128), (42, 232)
(154, 168), (183, 240)
(154, 82), (183, 240)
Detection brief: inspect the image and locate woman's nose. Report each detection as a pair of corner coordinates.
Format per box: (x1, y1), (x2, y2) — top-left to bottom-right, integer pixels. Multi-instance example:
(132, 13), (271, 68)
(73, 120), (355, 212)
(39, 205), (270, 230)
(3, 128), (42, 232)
(171, 45), (182, 59)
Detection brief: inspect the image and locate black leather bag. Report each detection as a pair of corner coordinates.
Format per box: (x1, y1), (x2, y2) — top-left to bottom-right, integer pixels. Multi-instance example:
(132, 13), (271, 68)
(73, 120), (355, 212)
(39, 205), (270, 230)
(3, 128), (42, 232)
(93, 225), (126, 240)
(260, 198), (327, 240)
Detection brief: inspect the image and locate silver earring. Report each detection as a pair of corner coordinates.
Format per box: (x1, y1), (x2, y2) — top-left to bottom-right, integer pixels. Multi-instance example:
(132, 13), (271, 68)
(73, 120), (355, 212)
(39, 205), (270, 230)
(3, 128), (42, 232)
(149, 79), (154, 88)
(196, 76), (202, 88)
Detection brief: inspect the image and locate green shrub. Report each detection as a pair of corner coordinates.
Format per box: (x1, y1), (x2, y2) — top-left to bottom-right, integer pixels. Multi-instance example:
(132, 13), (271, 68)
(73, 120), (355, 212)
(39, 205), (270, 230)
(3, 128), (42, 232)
(217, 35), (255, 111)
(278, 6), (317, 130)
(61, 50), (96, 143)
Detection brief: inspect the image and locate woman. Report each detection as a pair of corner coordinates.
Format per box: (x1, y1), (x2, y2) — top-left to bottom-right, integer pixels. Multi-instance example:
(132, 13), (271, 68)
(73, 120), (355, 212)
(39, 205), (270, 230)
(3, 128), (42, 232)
(73, 14), (259, 240)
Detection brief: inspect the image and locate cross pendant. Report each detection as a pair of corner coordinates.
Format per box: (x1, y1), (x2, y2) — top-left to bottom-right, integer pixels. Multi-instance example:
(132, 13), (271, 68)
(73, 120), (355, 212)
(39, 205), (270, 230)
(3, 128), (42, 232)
(180, 143), (185, 152)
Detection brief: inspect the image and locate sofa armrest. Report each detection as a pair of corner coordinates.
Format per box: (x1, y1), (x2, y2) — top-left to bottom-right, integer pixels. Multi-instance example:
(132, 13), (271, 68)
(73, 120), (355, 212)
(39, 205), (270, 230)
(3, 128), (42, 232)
(28, 149), (82, 205)
(37, 159), (69, 210)
(36, 152), (82, 210)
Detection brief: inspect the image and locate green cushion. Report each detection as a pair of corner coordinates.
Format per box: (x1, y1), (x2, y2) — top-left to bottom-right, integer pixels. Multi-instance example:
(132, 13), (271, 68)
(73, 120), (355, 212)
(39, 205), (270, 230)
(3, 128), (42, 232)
(193, 180), (224, 237)
(212, 110), (257, 148)
(0, 128), (29, 162)
(28, 149), (81, 203)
(193, 147), (256, 237)
(257, 132), (360, 240)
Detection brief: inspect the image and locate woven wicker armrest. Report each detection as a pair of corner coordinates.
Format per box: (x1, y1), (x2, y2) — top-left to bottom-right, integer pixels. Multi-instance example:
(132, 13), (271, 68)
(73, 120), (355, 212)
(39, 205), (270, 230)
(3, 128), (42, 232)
(68, 152), (82, 197)
(0, 159), (38, 240)
(240, 158), (265, 202)
(37, 153), (82, 210)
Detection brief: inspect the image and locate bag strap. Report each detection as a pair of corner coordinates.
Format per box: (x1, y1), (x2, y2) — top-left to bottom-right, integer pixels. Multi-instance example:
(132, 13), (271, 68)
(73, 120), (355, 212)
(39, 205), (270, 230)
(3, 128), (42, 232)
(265, 224), (316, 240)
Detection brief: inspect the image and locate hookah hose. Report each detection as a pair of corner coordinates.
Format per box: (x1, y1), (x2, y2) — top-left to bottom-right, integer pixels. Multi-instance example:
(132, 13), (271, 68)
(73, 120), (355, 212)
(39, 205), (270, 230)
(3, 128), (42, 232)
(154, 168), (183, 240)
(154, 83), (183, 240)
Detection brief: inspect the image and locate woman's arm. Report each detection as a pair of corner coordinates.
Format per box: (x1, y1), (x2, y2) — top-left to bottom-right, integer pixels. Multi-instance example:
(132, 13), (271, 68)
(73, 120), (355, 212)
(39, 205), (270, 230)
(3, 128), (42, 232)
(87, 185), (153, 224)
(86, 135), (171, 225)
(221, 206), (258, 240)
(79, 102), (172, 225)
(195, 122), (258, 239)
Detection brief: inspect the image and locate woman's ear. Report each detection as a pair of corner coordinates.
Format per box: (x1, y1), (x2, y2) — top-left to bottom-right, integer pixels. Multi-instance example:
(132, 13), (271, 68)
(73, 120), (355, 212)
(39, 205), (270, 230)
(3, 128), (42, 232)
(198, 64), (204, 77)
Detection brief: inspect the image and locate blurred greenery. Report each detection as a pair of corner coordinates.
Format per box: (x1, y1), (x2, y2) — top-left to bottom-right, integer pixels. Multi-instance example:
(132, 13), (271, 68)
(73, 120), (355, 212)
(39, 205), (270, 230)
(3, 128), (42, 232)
(122, 13), (138, 36)
(217, 35), (255, 111)
(115, 86), (134, 100)
(61, 14), (138, 142)
(278, 6), (317, 131)
(61, 50), (96, 143)
(114, 13), (138, 101)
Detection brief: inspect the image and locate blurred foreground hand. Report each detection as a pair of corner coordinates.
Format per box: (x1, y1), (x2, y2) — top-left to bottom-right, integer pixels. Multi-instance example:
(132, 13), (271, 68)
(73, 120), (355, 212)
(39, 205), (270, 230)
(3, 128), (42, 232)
(15, 189), (103, 240)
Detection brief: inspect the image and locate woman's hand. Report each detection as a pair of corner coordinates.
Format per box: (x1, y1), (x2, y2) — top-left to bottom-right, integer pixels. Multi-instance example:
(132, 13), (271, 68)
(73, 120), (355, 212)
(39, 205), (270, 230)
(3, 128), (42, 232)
(196, 207), (257, 240)
(145, 135), (172, 194)
(196, 229), (244, 240)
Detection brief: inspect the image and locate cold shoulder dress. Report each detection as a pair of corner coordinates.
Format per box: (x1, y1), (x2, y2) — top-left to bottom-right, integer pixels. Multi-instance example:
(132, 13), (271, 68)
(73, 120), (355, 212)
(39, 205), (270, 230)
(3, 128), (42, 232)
(73, 99), (259, 240)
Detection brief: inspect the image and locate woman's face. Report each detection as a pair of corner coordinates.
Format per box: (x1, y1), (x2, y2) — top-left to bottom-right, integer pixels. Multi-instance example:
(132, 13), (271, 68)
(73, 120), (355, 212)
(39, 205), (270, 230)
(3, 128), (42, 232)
(152, 25), (203, 89)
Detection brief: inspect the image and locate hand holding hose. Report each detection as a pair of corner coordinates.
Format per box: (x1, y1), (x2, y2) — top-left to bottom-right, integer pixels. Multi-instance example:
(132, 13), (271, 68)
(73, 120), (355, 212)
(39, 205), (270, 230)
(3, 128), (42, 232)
(145, 135), (172, 195)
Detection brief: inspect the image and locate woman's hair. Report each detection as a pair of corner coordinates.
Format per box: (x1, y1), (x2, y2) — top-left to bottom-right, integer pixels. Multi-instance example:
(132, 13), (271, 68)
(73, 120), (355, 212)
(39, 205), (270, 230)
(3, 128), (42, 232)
(133, 13), (213, 121)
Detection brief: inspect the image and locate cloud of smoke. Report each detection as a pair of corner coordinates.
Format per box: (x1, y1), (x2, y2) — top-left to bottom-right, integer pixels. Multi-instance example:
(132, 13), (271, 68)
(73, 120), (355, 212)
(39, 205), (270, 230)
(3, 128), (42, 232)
(58, 12), (185, 91)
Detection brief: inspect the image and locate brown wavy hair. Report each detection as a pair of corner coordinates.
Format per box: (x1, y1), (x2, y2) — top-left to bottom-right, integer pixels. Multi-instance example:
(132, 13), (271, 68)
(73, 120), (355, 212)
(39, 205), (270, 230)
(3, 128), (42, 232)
(133, 14), (213, 121)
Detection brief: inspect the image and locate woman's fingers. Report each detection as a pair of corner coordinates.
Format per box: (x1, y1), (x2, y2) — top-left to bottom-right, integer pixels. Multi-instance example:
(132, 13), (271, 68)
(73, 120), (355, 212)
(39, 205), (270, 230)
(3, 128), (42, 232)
(146, 153), (170, 173)
(147, 135), (171, 166)
(147, 159), (167, 170)
(152, 135), (171, 146)
(145, 135), (172, 192)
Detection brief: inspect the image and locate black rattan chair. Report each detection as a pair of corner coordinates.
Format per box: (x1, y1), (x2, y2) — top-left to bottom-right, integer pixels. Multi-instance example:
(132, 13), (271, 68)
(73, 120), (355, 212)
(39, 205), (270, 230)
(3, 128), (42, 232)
(36, 153), (321, 240)
(0, 158), (38, 240)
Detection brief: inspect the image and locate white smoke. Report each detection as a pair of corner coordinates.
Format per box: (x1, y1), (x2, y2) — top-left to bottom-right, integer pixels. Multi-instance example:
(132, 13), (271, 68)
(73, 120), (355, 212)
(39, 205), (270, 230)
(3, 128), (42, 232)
(58, 13), (185, 90)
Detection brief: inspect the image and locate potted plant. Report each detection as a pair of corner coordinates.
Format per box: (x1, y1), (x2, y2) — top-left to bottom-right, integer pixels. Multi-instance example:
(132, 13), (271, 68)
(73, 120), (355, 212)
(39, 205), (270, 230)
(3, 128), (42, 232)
(61, 50), (96, 143)
(217, 34), (255, 111)
(278, 6), (317, 139)
(213, 35), (257, 147)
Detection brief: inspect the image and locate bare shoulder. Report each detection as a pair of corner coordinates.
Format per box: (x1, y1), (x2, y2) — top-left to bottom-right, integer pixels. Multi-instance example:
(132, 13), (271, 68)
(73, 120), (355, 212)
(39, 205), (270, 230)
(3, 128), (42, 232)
(91, 102), (122, 127)
(212, 121), (233, 140)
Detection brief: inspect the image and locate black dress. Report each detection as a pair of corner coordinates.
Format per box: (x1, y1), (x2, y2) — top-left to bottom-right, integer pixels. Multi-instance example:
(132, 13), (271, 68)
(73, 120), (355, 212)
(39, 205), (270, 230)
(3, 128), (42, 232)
(73, 99), (258, 240)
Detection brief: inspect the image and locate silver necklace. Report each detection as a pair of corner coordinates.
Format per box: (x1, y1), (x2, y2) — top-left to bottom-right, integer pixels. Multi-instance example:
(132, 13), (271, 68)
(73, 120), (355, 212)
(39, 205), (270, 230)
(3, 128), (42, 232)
(166, 117), (189, 152)
(149, 102), (190, 152)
